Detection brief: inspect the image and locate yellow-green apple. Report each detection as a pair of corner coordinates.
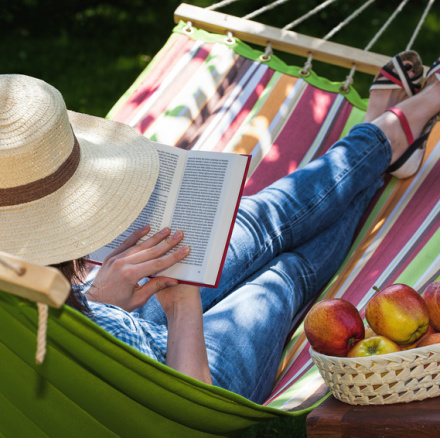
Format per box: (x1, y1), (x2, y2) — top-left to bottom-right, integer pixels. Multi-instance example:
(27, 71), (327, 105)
(304, 298), (364, 357)
(347, 335), (401, 357)
(422, 281), (440, 331)
(416, 332), (440, 348)
(401, 325), (437, 350)
(365, 283), (429, 346)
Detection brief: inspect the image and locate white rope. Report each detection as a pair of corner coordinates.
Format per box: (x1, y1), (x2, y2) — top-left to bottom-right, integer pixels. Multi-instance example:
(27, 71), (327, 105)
(313, 0), (375, 88)
(205, 0), (433, 90)
(0, 254), (48, 364)
(406, 0), (436, 50)
(243, 0), (289, 20)
(323, 0), (377, 41)
(206, 0), (241, 11)
(259, 42), (273, 61)
(224, 30), (235, 44)
(283, 0), (339, 31)
(364, 0), (410, 51)
(341, 64), (357, 93)
(0, 254), (25, 276)
(299, 52), (314, 76)
(36, 303), (48, 364)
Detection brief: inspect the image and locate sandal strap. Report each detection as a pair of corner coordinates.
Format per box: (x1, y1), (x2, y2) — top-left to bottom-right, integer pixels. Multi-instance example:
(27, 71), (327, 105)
(387, 130), (429, 173)
(387, 106), (414, 145)
(386, 105), (435, 174)
(426, 58), (440, 82)
(370, 54), (422, 96)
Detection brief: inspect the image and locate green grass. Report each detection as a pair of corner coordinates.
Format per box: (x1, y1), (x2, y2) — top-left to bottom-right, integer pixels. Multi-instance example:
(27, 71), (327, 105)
(2, 0), (439, 118)
(1, 33), (151, 117)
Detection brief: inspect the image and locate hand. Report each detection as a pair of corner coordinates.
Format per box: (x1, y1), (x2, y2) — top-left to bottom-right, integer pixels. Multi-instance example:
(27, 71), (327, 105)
(86, 225), (190, 312)
(155, 283), (212, 385)
(155, 283), (201, 317)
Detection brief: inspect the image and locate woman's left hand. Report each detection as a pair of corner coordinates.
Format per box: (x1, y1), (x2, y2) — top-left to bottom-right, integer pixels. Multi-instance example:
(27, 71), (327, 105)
(155, 283), (212, 385)
(87, 225), (190, 312)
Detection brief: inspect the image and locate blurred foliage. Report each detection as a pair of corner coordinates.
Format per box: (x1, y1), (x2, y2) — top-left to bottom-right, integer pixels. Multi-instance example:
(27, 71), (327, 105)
(1, 0), (438, 116)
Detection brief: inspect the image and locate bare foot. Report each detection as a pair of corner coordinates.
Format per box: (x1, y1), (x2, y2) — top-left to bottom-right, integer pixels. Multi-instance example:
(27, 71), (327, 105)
(364, 51), (423, 123)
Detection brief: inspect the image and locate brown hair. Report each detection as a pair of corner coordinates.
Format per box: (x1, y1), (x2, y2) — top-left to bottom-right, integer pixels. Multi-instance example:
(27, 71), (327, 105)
(51, 258), (89, 313)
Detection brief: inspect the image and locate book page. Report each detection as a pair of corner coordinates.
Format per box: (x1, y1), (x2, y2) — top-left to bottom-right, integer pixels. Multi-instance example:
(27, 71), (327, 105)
(197, 154), (249, 284)
(158, 151), (249, 285)
(89, 143), (186, 262)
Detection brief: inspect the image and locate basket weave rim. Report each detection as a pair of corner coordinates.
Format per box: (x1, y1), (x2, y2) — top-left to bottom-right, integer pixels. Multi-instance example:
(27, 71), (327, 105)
(310, 343), (440, 364)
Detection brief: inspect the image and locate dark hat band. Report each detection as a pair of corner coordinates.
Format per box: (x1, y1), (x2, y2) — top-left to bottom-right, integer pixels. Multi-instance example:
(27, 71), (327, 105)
(0, 134), (81, 207)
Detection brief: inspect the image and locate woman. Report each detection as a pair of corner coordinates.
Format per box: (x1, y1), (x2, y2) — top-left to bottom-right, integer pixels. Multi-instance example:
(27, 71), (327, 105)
(1, 52), (439, 403)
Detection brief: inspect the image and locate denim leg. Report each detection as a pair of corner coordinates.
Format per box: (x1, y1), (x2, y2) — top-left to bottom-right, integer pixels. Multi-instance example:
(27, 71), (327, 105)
(204, 182), (381, 403)
(138, 123), (390, 324)
(199, 123), (390, 311)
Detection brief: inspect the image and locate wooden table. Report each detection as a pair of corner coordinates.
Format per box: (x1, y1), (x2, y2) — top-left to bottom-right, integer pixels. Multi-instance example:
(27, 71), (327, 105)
(306, 394), (440, 437)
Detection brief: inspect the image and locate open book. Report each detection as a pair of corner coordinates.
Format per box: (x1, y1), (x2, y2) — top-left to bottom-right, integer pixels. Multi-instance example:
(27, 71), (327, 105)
(90, 142), (251, 288)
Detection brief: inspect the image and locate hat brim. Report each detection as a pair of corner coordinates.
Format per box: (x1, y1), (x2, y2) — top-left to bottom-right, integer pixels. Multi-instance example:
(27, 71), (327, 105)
(0, 111), (159, 266)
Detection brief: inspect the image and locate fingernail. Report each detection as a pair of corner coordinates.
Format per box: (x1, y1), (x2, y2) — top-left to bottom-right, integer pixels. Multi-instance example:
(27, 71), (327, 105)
(160, 227), (170, 235)
(173, 230), (183, 239)
(180, 246), (190, 254)
(166, 280), (178, 287)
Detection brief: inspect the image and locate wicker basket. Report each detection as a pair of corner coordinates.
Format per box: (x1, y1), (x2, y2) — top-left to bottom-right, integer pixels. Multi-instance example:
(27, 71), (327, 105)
(310, 344), (440, 405)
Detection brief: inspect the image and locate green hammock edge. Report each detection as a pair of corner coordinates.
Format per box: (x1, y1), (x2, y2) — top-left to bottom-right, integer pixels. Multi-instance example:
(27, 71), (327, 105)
(0, 290), (314, 437)
(107, 21), (369, 120)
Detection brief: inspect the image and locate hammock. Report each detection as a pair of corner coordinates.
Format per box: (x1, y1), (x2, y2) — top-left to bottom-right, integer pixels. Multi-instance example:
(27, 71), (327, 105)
(1, 1), (439, 436)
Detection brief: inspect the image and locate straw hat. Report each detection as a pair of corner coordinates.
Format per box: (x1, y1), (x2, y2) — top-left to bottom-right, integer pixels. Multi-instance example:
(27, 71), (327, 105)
(0, 74), (159, 265)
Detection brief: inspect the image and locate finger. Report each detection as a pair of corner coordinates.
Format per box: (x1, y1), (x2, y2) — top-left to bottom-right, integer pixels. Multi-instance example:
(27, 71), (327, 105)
(103, 224), (151, 261)
(132, 277), (179, 308)
(105, 227), (172, 264)
(140, 245), (190, 277)
(118, 227), (173, 259)
(123, 229), (185, 266)
(111, 244), (190, 287)
(134, 227), (173, 250)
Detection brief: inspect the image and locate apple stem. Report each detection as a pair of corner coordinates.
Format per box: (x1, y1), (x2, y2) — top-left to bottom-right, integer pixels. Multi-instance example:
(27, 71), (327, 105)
(373, 285), (380, 294)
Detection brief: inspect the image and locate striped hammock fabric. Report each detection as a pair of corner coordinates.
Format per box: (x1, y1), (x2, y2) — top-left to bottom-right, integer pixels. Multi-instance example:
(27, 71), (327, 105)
(109, 22), (440, 412)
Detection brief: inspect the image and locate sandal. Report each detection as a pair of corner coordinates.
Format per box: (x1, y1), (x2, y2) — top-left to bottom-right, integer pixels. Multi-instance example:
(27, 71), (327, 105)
(421, 57), (440, 127)
(425, 57), (440, 84)
(386, 106), (428, 179)
(385, 56), (440, 179)
(370, 50), (424, 97)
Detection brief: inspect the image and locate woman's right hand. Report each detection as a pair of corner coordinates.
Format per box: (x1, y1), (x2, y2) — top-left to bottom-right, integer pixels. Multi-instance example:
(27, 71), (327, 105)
(87, 225), (190, 312)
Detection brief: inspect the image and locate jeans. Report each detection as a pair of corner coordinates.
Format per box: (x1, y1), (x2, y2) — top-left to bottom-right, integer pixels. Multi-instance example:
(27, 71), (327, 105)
(139, 123), (392, 403)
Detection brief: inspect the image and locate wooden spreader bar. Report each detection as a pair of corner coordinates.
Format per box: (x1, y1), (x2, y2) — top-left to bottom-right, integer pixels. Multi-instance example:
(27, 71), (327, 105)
(174, 3), (391, 76)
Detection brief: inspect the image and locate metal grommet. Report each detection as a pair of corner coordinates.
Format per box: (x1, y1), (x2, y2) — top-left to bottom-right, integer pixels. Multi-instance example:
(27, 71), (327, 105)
(224, 36), (235, 45)
(299, 69), (311, 78)
(183, 21), (194, 35)
(339, 84), (350, 94)
(259, 54), (271, 62)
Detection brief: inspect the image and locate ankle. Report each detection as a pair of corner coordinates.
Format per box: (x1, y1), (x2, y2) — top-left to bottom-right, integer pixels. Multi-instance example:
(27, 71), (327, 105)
(373, 111), (408, 164)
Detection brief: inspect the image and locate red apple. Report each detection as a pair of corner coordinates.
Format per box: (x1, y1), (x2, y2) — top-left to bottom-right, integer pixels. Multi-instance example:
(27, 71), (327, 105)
(416, 332), (440, 348)
(304, 298), (364, 357)
(365, 284), (429, 346)
(347, 335), (401, 357)
(423, 281), (440, 331)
